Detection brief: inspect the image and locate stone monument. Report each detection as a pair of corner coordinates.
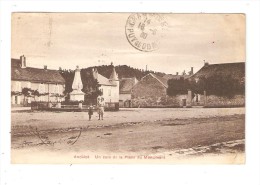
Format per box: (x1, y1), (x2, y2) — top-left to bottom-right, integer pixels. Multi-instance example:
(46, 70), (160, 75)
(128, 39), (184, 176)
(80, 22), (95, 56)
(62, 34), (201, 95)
(70, 66), (85, 101)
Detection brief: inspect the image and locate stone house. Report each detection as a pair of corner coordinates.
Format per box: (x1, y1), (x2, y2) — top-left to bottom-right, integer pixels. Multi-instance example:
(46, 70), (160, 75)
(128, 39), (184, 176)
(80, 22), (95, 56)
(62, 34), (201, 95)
(11, 55), (65, 105)
(131, 73), (190, 107)
(131, 73), (170, 107)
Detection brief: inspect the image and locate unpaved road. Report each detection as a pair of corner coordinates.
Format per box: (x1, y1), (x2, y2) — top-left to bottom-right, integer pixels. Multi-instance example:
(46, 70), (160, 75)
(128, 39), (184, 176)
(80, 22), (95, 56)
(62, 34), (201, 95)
(11, 108), (245, 163)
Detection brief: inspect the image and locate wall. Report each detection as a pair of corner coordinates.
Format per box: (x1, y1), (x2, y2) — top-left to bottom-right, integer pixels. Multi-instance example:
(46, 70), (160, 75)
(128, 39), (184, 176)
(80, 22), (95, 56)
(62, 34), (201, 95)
(119, 93), (132, 107)
(119, 93), (131, 102)
(131, 75), (168, 107)
(205, 95), (245, 107)
(165, 95), (187, 107)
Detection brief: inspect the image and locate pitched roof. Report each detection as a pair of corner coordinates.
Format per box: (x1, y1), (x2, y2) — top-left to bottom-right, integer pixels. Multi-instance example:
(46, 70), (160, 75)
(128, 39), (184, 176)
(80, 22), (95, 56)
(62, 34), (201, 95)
(191, 62), (245, 80)
(140, 73), (168, 88)
(11, 59), (21, 67)
(11, 58), (65, 84)
(96, 73), (116, 86)
(152, 74), (168, 88)
(120, 77), (138, 93)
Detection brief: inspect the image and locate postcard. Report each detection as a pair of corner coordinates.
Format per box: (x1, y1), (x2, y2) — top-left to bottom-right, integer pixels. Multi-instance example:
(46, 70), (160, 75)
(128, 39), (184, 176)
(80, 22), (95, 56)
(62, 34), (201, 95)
(11, 13), (245, 164)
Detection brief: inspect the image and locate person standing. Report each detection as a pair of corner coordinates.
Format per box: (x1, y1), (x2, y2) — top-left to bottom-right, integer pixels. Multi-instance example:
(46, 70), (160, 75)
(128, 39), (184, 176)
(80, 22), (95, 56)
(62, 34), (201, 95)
(97, 98), (105, 120)
(88, 103), (94, 121)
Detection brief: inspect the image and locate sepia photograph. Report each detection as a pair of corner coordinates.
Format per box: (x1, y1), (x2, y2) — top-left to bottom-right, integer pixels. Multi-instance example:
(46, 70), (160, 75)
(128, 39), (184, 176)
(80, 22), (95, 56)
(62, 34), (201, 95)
(10, 13), (245, 164)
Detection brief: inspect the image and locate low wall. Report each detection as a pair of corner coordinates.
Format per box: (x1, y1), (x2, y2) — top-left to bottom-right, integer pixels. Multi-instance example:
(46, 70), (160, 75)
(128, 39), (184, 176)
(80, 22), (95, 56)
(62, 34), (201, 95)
(205, 95), (245, 107)
(31, 101), (119, 111)
(131, 95), (186, 108)
(131, 94), (245, 108)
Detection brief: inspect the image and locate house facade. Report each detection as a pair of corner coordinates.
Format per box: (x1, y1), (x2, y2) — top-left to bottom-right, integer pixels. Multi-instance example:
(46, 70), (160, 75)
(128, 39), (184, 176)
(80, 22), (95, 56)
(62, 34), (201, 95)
(92, 66), (119, 106)
(11, 56), (65, 105)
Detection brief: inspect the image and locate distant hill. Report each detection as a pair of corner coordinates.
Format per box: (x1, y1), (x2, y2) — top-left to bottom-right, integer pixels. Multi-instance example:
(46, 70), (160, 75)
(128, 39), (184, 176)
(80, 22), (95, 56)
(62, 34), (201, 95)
(87, 65), (166, 80)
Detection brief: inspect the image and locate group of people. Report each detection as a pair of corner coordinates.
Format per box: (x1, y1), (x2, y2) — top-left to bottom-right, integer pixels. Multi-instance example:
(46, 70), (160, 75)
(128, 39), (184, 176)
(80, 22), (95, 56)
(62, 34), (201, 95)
(88, 98), (105, 121)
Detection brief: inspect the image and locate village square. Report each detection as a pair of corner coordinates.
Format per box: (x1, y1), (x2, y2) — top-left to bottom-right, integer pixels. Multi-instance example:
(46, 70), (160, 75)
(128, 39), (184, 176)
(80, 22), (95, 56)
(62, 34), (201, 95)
(11, 54), (245, 163)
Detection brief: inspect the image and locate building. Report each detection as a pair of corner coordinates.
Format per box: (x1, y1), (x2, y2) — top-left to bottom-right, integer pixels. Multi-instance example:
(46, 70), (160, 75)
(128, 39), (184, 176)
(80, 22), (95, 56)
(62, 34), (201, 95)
(131, 73), (168, 107)
(11, 55), (65, 105)
(92, 66), (119, 107)
(119, 77), (138, 107)
(190, 62), (245, 106)
(191, 62), (245, 81)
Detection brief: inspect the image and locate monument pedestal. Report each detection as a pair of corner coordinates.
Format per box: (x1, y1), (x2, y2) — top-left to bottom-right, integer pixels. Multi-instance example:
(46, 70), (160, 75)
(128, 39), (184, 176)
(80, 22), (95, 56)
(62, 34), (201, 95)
(70, 90), (85, 101)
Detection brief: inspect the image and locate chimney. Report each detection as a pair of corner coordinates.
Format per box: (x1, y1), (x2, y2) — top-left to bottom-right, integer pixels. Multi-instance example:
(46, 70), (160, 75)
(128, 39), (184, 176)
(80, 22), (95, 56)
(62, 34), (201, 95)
(59, 67), (62, 71)
(44, 65), (47, 70)
(20, 55), (26, 68)
(204, 62), (209, 67)
(176, 72), (179, 75)
(190, 67), (194, 75)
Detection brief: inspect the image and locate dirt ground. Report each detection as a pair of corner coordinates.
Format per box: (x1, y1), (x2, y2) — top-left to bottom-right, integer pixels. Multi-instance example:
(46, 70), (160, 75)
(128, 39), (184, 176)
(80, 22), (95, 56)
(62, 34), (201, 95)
(11, 107), (245, 164)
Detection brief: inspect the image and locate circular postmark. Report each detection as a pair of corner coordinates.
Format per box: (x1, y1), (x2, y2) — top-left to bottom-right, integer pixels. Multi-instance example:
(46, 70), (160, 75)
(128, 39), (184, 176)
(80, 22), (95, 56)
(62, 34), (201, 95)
(125, 13), (168, 52)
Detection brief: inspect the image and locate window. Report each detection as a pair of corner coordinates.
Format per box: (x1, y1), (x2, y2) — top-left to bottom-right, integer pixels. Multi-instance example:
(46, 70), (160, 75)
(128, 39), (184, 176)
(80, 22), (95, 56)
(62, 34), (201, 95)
(16, 82), (21, 92)
(27, 82), (31, 88)
(54, 84), (60, 94)
(39, 83), (45, 93)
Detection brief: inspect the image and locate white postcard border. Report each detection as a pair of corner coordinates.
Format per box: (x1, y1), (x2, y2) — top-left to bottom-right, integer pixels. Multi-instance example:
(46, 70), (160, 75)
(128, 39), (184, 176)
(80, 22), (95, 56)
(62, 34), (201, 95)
(0, 1), (259, 185)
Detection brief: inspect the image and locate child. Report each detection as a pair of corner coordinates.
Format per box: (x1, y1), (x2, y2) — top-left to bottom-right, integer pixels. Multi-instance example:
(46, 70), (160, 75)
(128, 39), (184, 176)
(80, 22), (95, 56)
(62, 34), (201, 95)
(88, 104), (93, 121)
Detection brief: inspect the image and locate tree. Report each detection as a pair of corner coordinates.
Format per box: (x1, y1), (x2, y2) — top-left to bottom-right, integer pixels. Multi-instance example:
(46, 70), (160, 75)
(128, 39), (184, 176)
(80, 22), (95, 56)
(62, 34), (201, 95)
(21, 87), (32, 105)
(31, 90), (40, 101)
(166, 74), (244, 98)
(81, 71), (103, 104)
(21, 88), (41, 103)
(59, 69), (74, 94)
(193, 74), (244, 98)
(203, 74), (239, 98)
(167, 77), (191, 96)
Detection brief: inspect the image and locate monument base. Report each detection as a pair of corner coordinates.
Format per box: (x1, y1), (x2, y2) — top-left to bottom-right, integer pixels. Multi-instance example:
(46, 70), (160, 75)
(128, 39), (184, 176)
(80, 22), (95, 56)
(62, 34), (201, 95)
(70, 90), (85, 101)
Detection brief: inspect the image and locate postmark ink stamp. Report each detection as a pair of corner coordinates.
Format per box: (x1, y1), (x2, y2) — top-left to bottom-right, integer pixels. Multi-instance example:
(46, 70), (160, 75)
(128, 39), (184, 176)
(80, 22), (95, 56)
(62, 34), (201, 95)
(125, 13), (168, 52)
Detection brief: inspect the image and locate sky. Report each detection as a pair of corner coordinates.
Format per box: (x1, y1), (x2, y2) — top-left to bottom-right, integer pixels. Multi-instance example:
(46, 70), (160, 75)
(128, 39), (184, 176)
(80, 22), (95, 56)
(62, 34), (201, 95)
(11, 13), (245, 74)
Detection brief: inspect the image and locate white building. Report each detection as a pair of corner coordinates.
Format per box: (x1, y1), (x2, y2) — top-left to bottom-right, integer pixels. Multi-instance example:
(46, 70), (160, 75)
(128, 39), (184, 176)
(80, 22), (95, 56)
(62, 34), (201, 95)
(92, 66), (119, 106)
(11, 55), (65, 105)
